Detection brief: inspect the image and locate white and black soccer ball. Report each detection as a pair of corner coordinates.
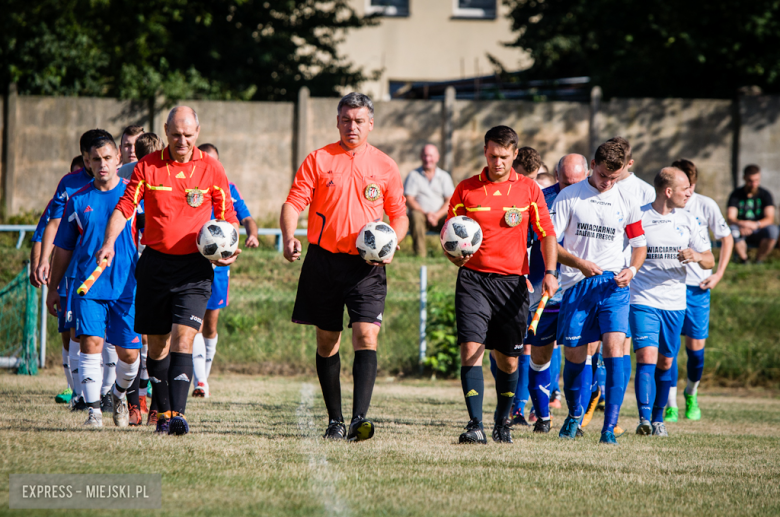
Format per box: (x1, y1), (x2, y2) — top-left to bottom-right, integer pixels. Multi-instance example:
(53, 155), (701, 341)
(197, 219), (239, 260)
(440, 216), (482, 257)
(356, 222), (397, 263)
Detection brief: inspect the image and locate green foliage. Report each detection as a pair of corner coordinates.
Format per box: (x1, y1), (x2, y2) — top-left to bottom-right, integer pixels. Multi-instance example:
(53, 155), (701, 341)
(504, 0), (780, 98)
(423, 289), (460, 378)
(0, 0), (377, 102)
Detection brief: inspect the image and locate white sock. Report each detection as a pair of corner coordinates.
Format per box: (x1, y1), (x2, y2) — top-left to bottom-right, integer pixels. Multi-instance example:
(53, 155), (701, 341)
(204, 335), (218, 378)
(139, 344), (148, 397)
(62, 347), (73, 390)
(113, 356), (140, 400)
(69, 342), (82, 399)
(668, 386), (678, 408)
(79, 352), (102, 405)
(192, 333), (207, 385)
(101, 343), (117, 397)
(684, 378), (700, 396)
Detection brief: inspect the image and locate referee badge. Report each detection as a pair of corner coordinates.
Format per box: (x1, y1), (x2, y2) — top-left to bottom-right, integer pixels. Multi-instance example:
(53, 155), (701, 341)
(504, 207), (522, 227)
(364, 183), (381, 202)
(186, 188), (204, 208)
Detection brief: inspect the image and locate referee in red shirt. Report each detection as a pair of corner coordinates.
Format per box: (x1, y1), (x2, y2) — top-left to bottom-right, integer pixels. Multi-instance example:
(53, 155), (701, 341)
(445, 126), (558, 444)
(98, 106), (239, 435)
(281, 93), (408, 441)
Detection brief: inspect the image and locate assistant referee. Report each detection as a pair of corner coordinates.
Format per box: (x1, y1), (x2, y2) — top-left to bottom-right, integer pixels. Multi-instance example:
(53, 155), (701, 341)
(281, 92), (408, 442)
(98, 106), (239, 436)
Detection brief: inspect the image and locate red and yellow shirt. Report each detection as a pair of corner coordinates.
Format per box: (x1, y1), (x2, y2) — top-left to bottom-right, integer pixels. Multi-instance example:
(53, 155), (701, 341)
(115, 147), (238, 255)
(447, 168), (555, 276)
(285, 142), (406, 255)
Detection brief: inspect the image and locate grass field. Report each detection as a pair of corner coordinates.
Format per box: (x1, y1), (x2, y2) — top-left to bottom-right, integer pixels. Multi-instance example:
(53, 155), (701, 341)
(1, 370), (779, 516)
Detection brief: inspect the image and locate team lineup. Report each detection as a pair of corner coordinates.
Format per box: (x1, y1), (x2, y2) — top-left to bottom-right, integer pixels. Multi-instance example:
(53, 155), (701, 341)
(30, 92), (730, 445)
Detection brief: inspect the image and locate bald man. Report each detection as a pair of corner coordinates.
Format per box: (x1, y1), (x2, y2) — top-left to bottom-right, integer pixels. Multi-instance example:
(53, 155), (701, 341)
(404, 144), (455, 257)
(98, 106), (240, 435)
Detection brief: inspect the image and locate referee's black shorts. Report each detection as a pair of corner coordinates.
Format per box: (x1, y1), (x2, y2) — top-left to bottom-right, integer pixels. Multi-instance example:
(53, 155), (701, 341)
(134, 247), (213, 335)
(292, 244), (386, 332)
(455, 267), (529, 357)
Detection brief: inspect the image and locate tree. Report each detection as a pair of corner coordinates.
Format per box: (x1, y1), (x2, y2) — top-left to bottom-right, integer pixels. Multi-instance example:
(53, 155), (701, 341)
(504, 0), (780, 99)
(0, 0), (377, 102)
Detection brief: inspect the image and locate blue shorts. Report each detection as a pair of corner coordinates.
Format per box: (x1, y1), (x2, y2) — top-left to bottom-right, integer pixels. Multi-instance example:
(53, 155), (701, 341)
(682, 285), (710, 339)
(74, 297), (142, 349)
(57, 279), (75, 333)
(207, 266), (230, 311)
(525, 308), (559, 346)
(630, 305), (685, 358)
(557, 272), (630, 347)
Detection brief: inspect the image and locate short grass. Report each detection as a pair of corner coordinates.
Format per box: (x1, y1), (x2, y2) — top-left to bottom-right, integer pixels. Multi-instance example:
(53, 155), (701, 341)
(1, 371), (779, 516)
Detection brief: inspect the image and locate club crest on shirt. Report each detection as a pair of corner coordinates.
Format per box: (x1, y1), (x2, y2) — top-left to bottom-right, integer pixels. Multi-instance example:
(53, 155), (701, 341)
(364, 183), (381, 201)
(186, 188), (204, 208)
(504, 207), (522, 227)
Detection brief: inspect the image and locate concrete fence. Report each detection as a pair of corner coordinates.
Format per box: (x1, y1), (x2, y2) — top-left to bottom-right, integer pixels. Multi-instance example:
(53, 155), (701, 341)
(3, 84), (780, 220)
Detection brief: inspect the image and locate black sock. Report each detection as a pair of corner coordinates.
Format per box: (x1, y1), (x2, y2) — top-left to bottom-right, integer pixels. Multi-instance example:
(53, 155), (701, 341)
(352, 350), (378, 420)
(126, 370), (141, 409)
(316, 352), (343, 422)
(461, 366), (484, 423)
(146, 355), (171, 414)
(169, 352), (193, 416)
(140, 378), (149, 390)
(495, 366), (519, 423)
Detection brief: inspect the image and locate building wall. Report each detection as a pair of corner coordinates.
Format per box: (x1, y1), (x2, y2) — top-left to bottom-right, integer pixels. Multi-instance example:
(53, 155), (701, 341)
(739, 96), (780, 206)
(340, 0), (531, 100)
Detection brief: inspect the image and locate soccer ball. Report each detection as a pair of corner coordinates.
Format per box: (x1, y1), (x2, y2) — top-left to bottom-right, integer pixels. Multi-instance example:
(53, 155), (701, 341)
(356, 222), (397, 263)
(197, 219), (239, 260)
(440, 216), (482, 257)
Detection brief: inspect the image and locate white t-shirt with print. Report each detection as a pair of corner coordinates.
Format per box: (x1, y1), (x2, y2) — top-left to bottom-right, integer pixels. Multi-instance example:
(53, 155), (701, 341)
(684, 192), (730, 286)
(619, 173), (656, 265)
(630, 204), (711, 310)
(551, 179), (646, 292)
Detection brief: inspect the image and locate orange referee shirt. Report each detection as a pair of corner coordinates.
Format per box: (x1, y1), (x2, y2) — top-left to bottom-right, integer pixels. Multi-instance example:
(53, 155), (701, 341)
(447, 168), (555, 276)
(285, 142), (406, 255)
(115, 147), (238, 255)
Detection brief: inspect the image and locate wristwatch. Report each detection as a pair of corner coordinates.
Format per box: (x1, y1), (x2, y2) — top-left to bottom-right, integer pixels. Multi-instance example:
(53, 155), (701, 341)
(545, 269), (559, 279)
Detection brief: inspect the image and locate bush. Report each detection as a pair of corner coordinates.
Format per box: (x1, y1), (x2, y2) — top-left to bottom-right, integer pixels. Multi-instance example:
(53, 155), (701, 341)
(423, 289), (460, 378)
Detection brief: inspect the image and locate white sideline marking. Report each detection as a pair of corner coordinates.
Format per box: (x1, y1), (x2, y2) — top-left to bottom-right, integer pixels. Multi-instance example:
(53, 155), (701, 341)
(297, 383), (350, 517)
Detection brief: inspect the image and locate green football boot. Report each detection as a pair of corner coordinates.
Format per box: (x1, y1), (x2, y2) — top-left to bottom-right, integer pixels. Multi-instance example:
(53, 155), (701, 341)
(685, 393), (701, 421)
(664, 406), (678, 422)
(55, 387), (73, 404)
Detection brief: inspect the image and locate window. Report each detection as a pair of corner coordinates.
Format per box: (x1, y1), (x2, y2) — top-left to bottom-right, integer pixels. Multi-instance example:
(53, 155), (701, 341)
(366, 0), (410, 17)
(452, 0), (496, 19)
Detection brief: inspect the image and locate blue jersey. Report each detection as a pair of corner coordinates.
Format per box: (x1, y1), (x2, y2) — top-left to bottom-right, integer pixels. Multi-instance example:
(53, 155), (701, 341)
(32, 200), (53, 243)
(528, 183), (563, 311)
(49, 168), (93, 220)
(54, 180), (138, 301)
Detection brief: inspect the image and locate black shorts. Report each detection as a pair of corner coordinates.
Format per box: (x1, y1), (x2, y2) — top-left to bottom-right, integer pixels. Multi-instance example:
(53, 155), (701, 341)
(455, 267), (530, 357)
(292, 244), (386, 332)
(134, 247), (213, 335)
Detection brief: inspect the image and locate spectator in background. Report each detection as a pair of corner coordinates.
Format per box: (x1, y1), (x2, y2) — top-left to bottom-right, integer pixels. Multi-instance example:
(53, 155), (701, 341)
(120, 125), (145, 165)
(727, 164), (778, 263)
(404, 144), (454, 257)
(514, 147), (542, 180)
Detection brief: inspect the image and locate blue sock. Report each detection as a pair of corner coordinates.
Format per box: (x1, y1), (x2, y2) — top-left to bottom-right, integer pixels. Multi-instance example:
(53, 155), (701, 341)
(602, 357), (625, 433)
(579, 355), (593, 420)
(686, 348), (705, 384)
(670, 355), (678, 388)
(528, 360), (551, 420)
(489, 353), (497, 380)
(623, 354), (632, 393)
(461, 366), (484, 423)
(550, 346), (562, 393)
(563, 359), (586, 418)
(590, 352), (601, 393)
(513, 354), (530, 415)
(653, 366), (672, 422)
(635, 363), (656, 422)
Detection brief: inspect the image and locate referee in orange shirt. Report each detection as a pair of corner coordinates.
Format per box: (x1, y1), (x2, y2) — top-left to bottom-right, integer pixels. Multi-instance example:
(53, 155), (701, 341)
(445, 126), (558, 444)
(281, 93), (408, 441)
(98, 106), (239, 436)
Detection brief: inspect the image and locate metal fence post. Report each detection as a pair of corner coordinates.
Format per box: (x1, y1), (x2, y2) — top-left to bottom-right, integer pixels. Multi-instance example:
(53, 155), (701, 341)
(39, 284), (47, 368)
(419, 265), (427, 374)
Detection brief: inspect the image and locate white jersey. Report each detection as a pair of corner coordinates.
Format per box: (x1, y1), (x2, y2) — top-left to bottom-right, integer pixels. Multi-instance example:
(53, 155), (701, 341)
(551, 179), (646, 292)
(619, 173), (656, 266)
(630, 204), (711, 310)
(684, 192), (730, 286)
